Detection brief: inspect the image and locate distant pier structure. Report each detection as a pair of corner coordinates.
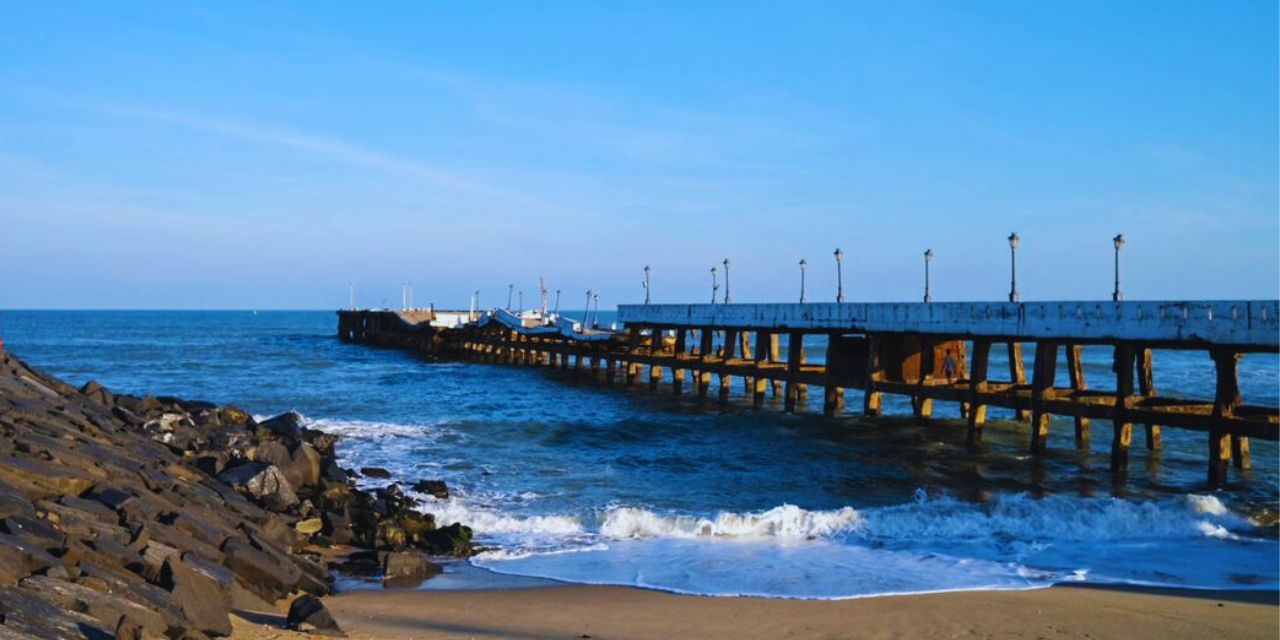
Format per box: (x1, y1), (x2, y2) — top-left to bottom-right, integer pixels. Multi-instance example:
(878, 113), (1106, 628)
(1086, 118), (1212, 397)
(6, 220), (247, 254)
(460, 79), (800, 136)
(338, 300), (1278, 487)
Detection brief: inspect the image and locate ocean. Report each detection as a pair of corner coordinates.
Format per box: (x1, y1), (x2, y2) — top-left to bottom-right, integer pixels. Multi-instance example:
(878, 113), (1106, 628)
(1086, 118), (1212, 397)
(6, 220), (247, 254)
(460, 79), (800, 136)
(2, 309), (1276, 598)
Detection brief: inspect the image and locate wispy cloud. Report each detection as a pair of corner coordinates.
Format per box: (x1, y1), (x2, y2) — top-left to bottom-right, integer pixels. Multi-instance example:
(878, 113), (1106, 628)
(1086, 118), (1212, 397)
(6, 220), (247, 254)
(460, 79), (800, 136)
(97, 105), (568, 214)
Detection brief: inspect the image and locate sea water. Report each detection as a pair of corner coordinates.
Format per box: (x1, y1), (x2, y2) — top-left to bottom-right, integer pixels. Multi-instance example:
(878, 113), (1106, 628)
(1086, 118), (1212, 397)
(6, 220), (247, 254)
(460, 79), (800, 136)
(3, 310), (1276, 598)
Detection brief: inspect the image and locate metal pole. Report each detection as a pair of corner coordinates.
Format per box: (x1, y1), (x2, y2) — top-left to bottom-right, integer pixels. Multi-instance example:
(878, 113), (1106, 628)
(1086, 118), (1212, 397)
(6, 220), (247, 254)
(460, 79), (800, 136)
(554, 289), (561, 315)
(593, 293), (600, 328)
(710, 267), (719, 304)
(1008, 232), (1020, 303)
(722, 258), (731, 304)
(584, 290), (592, 329)
(799, 259), (807, 303)
(507, 284), (514, 310)
(834, 248), (844, 303)
(1113, 234), (1124, 302)
(644, 266), (651, 305)
(924, 249), (933, 303)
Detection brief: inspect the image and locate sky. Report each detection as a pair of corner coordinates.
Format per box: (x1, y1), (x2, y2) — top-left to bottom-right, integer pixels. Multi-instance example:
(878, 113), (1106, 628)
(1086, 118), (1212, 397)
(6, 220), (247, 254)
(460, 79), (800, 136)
(0, 1), (1276, 310)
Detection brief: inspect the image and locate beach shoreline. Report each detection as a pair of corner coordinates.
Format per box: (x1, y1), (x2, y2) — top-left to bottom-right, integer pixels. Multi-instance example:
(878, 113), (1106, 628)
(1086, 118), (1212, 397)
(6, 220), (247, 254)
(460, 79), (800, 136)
(231, 582), (1280, 639)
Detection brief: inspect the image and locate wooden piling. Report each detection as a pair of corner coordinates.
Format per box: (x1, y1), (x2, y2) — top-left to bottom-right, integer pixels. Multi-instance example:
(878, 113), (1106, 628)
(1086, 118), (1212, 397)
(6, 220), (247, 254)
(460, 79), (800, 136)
(1209, 348), (1242, 487)
(966, 339), (991, 448)
(1008, 342), (1030, 421)
(1029, 341), (1059, 455)
(1137, 348), (1161, 451)
(1111, 344), (1135, 475)
(1066, 344), (1091, 447)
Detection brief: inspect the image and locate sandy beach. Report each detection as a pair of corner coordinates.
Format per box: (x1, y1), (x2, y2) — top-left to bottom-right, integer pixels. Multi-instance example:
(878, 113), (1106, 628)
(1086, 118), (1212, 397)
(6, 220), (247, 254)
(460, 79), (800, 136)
(231, 584), (1279, 640)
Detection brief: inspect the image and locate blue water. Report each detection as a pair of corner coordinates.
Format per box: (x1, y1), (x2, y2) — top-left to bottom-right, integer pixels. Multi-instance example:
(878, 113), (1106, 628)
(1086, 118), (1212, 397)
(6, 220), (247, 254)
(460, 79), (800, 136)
(2, 310), (1277, 598)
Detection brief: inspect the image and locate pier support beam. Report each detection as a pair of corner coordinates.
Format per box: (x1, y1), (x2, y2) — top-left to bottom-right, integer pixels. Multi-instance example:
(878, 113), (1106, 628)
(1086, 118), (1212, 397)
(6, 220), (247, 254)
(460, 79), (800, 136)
(784, 332), (805, 412)
(966, 339), (992, 448)
(864, 336), (883, 416)
(672, 329), (687, 395)
(1110, 344), (1135, 476)
(822, 335), (845, 417)
(1029, 341), (1059, 455)
(1066, 344), (1090, 447)
(1137, 348), (1161, 451)
(1209, 348), (1242, 487)
(1008, 342), (1030, 421)
(719, 329), (738, 404)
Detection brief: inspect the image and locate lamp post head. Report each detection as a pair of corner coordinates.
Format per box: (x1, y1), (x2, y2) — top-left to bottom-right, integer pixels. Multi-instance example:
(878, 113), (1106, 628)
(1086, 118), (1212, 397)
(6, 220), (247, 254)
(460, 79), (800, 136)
(1008, 232), (1019, 250)
(924, 249), (933, 262)
(834, 248), (844, 263)
(644, 265), (651, 275)
(799, 258), (807, 269)
(711, 266), (717, 274)
(1113, 234), (1124, 250)
(723, 258), (730, 268)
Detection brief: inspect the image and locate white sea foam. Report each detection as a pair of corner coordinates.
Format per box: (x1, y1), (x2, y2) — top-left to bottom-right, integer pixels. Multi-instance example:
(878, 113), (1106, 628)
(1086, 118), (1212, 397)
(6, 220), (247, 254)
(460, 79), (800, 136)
(598, 504), (863, 539)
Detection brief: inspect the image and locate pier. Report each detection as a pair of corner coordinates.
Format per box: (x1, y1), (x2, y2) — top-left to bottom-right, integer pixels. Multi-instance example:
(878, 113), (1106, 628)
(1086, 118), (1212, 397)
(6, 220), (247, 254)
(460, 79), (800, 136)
(338, 300), (1278, 487)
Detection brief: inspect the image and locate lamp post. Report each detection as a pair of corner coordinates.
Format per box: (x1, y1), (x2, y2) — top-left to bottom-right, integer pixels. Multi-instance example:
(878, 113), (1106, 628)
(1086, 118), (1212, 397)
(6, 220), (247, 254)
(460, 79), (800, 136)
(507, 284), (514, 310)
(710, 267), (719, 304)
(834, 248), (845, 303)
(923, 249), (933, 303)
(1007, 233), (1020, 303)
(1112, 234), (1124, 302)
(643, 265), (651, 304)
(584, 290), (592, 329)
(799, 259), (807, 303)
(722, 259), (732, 304)
(473, 290), (480, 319)
(593, 293), (600, 328)
(554, 289), (561, 315)
(518, 290), (524, 312)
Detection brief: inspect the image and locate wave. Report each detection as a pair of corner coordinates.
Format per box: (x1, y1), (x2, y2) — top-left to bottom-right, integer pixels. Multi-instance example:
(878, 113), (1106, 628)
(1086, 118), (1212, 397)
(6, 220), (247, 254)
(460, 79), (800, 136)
(598, 504), (862, 539)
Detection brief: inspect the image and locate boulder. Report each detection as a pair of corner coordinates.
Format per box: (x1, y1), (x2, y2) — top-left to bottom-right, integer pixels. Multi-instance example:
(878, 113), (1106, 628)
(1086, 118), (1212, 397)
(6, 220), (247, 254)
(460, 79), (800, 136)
(219, 463), (299, 512)
(160, 557), (233, 637)
(423, 523), (474, 557)
(221, 538), (301, 602)
(250, 440), (291, 468)
(286, 594), (344, 637)
(283, 443), (322, 489)
(18, 575), (169, 638)
(0, 533), (57, 585)
(79, 380), (115, 406)
(410, 479), (449, 500)
(381, 551), (442, 589)
(259, 412), (303, 442)
(360, 467), (392, 479)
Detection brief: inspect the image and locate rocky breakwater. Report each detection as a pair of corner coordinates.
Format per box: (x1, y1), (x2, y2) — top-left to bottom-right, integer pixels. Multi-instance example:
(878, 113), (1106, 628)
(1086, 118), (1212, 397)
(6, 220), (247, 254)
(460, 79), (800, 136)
(0, 350), (473, 639)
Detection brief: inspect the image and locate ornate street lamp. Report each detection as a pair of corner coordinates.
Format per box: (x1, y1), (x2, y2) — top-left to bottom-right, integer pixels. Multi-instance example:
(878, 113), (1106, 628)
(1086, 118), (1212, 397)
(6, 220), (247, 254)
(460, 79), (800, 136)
(799, 258), (807, 303)
(643, 265), (651, 305)
(1112, 233), (1125, 302)
(507, 284), (514, 310)
(710, 267), (719, 304)
(834, 248), (845, 303)
(593, 292), (601, 328)
(1007, 233), (1020, 303)
(923, 249), (933, 303)
(722, 258), (732, 304)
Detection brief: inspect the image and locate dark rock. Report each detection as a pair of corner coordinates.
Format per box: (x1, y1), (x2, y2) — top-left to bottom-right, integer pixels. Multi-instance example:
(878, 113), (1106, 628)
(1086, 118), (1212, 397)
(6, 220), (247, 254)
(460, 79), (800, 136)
(360, 467), (392, 479)
(423, 523), (474, 557)
(251, 440), (291, 468)
(410, 479), (449, 500)
(19, 575), (169, 638)
(218, 462), (299, 512)
(283, 443), (322, 490)
(0, 533), (57, 586)
(286, 594), (344, 637)
(221, 538), (301, 602)
(0, 585), (113, 639)
(114, 615), (145, 640)
(79, 380), (115, 406)
(259, 412), (303, 442)
(161, 556), (233, 637)
(381, 551), (442, 589)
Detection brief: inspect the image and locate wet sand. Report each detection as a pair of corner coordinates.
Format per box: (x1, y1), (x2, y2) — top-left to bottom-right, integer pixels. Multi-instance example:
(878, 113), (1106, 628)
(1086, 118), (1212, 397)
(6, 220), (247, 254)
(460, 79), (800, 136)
(231, 583), (1278, 640)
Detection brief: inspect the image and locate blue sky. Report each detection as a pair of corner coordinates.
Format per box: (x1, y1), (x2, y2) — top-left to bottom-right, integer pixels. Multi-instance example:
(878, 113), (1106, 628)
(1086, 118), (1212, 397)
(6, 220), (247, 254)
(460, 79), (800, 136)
(0, 1), (1275, 309)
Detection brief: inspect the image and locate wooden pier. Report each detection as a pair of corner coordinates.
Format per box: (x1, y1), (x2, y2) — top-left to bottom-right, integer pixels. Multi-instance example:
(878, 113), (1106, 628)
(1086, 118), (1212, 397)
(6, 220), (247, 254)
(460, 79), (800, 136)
(338, 300), (1278, 487)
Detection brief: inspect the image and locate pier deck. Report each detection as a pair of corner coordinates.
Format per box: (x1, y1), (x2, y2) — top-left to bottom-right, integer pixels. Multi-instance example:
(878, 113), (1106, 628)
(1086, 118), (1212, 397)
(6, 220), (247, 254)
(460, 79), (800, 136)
(338, 300), (1278, 487)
